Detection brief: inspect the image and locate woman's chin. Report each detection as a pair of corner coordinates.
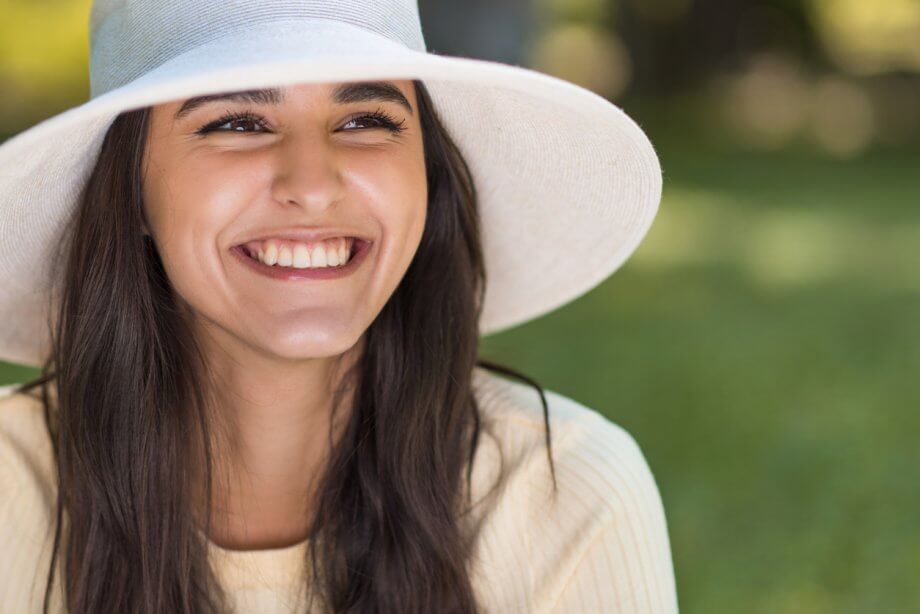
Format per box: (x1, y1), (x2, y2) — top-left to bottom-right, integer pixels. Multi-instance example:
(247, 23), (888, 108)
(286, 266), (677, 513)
(249, 324), (365, 361)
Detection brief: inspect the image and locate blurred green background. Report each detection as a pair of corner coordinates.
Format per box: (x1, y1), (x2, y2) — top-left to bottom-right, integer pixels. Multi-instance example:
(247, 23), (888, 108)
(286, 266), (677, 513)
(2, 0), (918, 612)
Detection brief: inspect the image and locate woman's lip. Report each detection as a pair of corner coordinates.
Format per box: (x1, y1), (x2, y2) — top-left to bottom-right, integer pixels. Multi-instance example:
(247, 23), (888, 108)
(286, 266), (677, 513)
(234, 233), (370, 248)
(230, 238), (371, 281)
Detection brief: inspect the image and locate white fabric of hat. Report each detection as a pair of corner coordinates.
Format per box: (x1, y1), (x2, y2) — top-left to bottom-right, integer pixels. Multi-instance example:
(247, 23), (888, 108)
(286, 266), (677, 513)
(0, 0), (662, 367)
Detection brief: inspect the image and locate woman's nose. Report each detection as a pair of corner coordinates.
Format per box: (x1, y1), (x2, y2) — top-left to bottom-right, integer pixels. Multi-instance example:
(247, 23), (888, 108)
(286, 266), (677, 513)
(269, 130), (346, 214)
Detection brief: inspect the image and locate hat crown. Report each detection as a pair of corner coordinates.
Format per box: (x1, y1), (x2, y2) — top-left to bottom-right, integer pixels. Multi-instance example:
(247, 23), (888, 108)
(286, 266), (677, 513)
(89, 0), (427, 98)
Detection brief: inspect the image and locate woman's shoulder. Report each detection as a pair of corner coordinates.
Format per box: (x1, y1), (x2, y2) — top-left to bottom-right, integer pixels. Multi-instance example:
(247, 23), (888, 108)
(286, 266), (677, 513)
(0, 383), (53, 462)
(468, 365), (677, 611)
(0, 383), (53, 467)
(471, 364), (652, 478)
(470, 363), (666, 529)
(0, 384), (65, 612)
(0, 384), (57, 537)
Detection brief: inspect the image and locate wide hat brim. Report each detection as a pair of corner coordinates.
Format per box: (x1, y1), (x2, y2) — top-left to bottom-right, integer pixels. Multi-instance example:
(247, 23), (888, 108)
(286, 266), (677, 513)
(0, 18), (661, 368)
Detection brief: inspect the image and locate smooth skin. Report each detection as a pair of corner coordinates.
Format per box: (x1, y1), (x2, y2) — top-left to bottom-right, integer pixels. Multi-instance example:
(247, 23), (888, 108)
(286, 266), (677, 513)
(141, 80), (427, 550)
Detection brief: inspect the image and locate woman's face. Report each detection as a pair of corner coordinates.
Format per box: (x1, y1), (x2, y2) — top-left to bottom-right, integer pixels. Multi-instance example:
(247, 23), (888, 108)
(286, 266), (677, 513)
(141, 80), (427, 360)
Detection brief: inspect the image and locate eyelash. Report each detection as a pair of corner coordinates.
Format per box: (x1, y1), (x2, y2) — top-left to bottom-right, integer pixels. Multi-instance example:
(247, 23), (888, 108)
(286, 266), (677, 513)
(194, 107), (408, 136)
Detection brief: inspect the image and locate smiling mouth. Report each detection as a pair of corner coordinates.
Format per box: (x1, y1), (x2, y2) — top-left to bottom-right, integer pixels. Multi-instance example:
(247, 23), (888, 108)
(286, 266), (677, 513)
(233, 236), (371, 276)
(237, 237), (367, 262)
(231, 236), (372, 281)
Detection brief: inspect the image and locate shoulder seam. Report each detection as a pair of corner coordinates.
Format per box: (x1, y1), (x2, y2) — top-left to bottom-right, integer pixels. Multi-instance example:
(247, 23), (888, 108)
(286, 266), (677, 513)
(543, 508), (618, 613)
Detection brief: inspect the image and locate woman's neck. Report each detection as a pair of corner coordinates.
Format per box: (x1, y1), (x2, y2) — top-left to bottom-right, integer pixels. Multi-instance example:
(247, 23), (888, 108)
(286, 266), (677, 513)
(188, 324), (362, 550)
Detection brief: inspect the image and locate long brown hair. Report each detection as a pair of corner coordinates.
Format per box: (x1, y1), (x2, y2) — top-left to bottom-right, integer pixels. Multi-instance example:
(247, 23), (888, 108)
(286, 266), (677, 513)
(14, 79), (558, 613)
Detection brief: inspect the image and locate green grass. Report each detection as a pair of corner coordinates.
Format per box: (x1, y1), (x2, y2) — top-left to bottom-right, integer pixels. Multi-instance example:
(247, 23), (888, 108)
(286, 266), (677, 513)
(3, 141), (919, 613)
(480, 141), (920, 613)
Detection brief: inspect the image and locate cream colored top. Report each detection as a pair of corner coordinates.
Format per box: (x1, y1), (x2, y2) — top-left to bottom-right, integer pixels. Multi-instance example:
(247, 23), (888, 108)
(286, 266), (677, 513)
(0, 366), (678, 613)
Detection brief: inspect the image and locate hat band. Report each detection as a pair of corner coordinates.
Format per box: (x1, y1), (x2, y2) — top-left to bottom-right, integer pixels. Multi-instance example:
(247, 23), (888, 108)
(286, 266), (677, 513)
(89, 0), (427, 98)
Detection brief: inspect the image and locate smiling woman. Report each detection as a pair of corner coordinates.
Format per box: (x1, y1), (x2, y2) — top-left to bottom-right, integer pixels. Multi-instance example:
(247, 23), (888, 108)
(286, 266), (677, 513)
(0, 1), (676, 614)
(141, 80), (429, 366)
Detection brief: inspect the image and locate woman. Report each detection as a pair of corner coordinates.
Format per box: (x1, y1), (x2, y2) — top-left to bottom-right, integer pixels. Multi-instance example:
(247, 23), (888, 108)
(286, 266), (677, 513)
(0, 1), (677, 613)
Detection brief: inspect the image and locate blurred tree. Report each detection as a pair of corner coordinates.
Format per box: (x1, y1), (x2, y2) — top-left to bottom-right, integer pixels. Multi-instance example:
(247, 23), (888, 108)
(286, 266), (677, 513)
(807, 0), (920, 75)
(617, 0), (824, 95)
(0, 0), (92, 135)
(419, 0), (538, 65)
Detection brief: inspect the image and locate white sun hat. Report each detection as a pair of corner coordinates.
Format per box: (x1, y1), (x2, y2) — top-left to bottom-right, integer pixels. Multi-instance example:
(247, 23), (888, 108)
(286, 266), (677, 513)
(0, 0), (662, 368)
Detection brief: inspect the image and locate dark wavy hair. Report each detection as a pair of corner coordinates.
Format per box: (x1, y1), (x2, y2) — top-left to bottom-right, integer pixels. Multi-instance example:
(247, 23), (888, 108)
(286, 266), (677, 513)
(14, 79), (558, 613)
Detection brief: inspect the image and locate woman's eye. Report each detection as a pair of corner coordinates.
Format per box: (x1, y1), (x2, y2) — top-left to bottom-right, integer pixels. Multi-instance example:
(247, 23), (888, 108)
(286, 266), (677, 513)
(341, 110), (407, 135)
(195, 109), (406, 136)
(220, 118), (264, 132)
(343, 115), (384, 130)
(196, 112), (268, 135)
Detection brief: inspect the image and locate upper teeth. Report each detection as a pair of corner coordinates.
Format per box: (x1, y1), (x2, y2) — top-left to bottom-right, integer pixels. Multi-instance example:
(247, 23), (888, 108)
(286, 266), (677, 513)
(245, 237), (355, 268)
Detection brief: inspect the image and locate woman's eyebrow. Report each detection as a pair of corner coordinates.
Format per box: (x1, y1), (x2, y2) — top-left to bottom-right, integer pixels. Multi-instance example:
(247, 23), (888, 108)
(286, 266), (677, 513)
(173, 81), (414, 121)
(330, 81), (414, 115)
